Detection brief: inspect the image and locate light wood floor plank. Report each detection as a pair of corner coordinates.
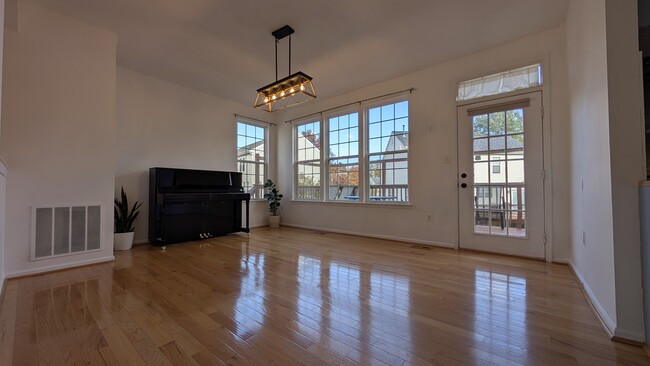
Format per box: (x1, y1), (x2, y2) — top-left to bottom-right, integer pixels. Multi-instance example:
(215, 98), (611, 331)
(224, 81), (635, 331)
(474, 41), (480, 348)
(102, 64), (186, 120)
(0, 282), (18, 366)
(0, 227), (648, 365)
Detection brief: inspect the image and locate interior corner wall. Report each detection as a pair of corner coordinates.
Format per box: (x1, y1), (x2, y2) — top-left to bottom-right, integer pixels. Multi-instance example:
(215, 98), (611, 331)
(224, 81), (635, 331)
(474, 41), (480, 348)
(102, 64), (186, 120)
(0, 0), (6, 293)
(274, 25), (571, 259)
(0, 163), (6, 293)
(0, 3), (117, 276)
(566, 0), (618, 335)
(605, 0), (645, 341)
(115, 67), (272, 243)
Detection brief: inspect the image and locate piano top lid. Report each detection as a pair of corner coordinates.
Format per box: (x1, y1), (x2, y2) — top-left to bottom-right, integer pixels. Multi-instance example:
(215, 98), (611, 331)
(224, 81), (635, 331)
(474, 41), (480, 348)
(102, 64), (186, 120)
(152, 167), (243, 193)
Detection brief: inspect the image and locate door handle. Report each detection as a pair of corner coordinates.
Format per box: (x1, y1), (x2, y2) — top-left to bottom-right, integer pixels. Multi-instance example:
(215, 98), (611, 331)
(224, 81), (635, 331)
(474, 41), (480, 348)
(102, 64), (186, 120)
(461, 183), (467, 188)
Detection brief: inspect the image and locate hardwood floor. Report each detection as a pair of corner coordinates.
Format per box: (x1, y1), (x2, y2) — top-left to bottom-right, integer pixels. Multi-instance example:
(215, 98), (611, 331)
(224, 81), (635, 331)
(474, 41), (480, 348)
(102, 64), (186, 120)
(0, 227), (648, 365)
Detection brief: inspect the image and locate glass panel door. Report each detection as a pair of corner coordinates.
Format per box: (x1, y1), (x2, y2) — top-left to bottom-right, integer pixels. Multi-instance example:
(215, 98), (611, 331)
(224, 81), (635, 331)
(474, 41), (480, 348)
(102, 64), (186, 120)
(458, 92), (545, 258)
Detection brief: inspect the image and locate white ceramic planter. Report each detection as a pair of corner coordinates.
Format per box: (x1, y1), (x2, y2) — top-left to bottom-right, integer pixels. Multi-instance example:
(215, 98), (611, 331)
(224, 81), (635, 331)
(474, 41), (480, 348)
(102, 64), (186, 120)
(114, 231), (135, 251)
(269, 215), (280, 228)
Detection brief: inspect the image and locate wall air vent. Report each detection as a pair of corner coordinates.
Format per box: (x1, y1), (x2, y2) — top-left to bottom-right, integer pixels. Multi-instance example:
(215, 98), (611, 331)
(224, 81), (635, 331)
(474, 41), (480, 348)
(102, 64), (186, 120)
(31, 204), (101, 261)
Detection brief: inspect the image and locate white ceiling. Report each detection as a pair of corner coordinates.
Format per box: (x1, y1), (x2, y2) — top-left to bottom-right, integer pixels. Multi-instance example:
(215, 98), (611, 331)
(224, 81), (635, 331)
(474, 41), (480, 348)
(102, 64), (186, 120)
(30, 0), (569, 107)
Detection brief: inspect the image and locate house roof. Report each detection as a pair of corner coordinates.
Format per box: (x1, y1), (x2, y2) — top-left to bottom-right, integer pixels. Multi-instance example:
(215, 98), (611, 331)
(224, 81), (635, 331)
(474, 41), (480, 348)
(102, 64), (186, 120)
(237, 140), (264, 158)
(473, 136), (524, 153)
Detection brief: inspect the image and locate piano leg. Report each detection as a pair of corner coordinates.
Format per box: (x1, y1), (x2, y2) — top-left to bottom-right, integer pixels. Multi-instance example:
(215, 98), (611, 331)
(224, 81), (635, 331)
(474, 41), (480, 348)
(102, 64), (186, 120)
(244, 198), (250, 233)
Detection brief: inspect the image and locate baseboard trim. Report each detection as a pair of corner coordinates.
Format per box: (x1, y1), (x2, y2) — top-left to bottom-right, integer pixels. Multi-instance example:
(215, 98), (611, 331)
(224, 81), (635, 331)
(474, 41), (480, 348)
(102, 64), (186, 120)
(281, 223), (455, 249)
(551, 257), (570, 264)
(567, 261), (616, 339)
(612, 329), (646, 344)
(611, 336), (645, 347)
(5, 256), (115, 279)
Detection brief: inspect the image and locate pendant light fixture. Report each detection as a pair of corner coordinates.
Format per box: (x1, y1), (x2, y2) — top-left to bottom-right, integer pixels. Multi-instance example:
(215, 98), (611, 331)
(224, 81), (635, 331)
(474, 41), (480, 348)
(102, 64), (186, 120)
(254, 25), (316, 112)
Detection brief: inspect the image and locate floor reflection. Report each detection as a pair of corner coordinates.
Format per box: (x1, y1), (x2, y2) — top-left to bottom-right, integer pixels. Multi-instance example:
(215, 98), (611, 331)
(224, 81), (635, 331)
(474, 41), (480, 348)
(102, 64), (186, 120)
(233, 248), (266, 338)
(474, 269), (528, 360)
(295, 254), (412, 364)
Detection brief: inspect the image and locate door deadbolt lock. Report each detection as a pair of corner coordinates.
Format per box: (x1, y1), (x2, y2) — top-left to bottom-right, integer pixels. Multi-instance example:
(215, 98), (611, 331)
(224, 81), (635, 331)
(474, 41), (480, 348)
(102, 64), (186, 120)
(461, 183), (467, 188)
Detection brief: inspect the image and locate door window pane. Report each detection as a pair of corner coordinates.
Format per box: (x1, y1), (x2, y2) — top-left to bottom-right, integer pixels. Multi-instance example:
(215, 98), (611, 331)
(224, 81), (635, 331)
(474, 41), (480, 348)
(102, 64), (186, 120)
(472, 108), (527, 237)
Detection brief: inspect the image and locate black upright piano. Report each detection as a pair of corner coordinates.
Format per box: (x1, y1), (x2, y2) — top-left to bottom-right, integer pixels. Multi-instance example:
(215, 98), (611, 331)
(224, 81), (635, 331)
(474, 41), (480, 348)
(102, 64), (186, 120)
(149, 167), (250, 245)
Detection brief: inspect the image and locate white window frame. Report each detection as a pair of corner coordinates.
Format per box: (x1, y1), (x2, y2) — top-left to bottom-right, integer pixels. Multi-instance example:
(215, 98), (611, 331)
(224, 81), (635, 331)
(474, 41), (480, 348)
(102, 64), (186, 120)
(291, 94), (410, 205)
(236, 119), (268, 200)
(324, 108), (362, 202)
(293, 118), (323, 201)
(363, 95), (410, 204)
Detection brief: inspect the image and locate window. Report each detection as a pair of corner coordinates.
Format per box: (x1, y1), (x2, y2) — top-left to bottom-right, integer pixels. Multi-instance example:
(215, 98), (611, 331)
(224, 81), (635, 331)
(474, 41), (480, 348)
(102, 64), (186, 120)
(237, 121), (266, 199)
(368, 100), (409, 202)
(492, 157), (501, 174)
(293, 97), (409, 203)
(328, 112), (359, 200)
(457, 63), (542, 102)
(295, 120), (321, 200)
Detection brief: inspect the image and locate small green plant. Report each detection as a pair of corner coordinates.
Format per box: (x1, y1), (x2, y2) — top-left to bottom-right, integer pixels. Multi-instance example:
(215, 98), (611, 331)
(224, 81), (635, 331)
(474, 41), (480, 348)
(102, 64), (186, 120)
(114, 187), (142, 233)
(263, 179), (283, 216)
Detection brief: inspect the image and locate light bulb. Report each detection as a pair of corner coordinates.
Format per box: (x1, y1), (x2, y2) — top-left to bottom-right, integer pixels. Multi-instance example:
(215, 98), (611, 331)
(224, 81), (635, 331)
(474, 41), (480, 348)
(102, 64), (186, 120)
(272, 95), (276, 100)
(281, 91), (285, 97)
(300, 84), (305, 91)
(264, 97), (269, 103)
(290, 88), (295, 93)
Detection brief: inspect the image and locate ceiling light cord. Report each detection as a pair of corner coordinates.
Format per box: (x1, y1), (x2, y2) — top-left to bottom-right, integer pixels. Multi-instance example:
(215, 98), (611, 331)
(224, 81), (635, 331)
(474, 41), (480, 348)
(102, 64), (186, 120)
(275, 38), (278, 82)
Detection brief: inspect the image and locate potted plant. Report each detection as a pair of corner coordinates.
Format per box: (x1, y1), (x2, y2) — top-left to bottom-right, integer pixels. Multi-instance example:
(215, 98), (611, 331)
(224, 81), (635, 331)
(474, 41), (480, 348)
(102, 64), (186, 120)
(114, 186), (142, 250)
(264, 179), (283, 227)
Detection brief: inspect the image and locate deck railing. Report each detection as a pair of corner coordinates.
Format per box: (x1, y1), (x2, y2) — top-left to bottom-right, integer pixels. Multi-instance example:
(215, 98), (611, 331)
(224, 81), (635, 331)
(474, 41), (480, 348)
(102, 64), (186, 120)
(297, 186), (321, 200)
(368, 184), (408, 202)
(296, 184), (408, 202)
(474, 183), (525, 229)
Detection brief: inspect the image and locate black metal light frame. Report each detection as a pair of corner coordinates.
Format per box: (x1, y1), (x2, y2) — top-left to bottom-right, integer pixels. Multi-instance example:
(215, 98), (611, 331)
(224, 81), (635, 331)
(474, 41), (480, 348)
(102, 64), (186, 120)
(254, 25), (316, 112)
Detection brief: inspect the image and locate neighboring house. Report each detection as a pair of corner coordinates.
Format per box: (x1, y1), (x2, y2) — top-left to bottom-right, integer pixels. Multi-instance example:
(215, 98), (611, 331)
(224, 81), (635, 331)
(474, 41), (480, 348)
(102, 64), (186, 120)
(237, 139), (265, 198)
(368, 131), (408, 201)
(472, 135), (524, 185)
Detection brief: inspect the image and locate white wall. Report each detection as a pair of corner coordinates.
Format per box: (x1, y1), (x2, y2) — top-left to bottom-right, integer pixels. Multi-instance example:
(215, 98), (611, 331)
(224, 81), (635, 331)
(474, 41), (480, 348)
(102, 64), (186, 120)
(566, 0), (617, 331)
(116, 67), (272, 243)
(276, 26), (571, 259)
(604, 0), (645, 341)
(0, 3), (117, 276)
(566, 0), (645, 341)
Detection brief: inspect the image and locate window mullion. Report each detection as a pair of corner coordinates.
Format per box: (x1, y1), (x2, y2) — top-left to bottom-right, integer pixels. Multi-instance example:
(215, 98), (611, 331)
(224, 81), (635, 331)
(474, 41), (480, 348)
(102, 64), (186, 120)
(320, 115), (327, 202)
(358, 105), (367, 203)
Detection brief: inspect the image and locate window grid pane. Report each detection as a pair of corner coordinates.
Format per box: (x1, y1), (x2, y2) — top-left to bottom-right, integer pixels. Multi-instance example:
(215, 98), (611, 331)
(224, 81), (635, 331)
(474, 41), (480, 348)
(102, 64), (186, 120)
(367, 100), (409, 202)
(328, 113), (359, 201)
(237, 122), (267, 199)
(472, 108), (526, 237)
(296, 121), (321, 200)
(292, 99), (409, 204)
